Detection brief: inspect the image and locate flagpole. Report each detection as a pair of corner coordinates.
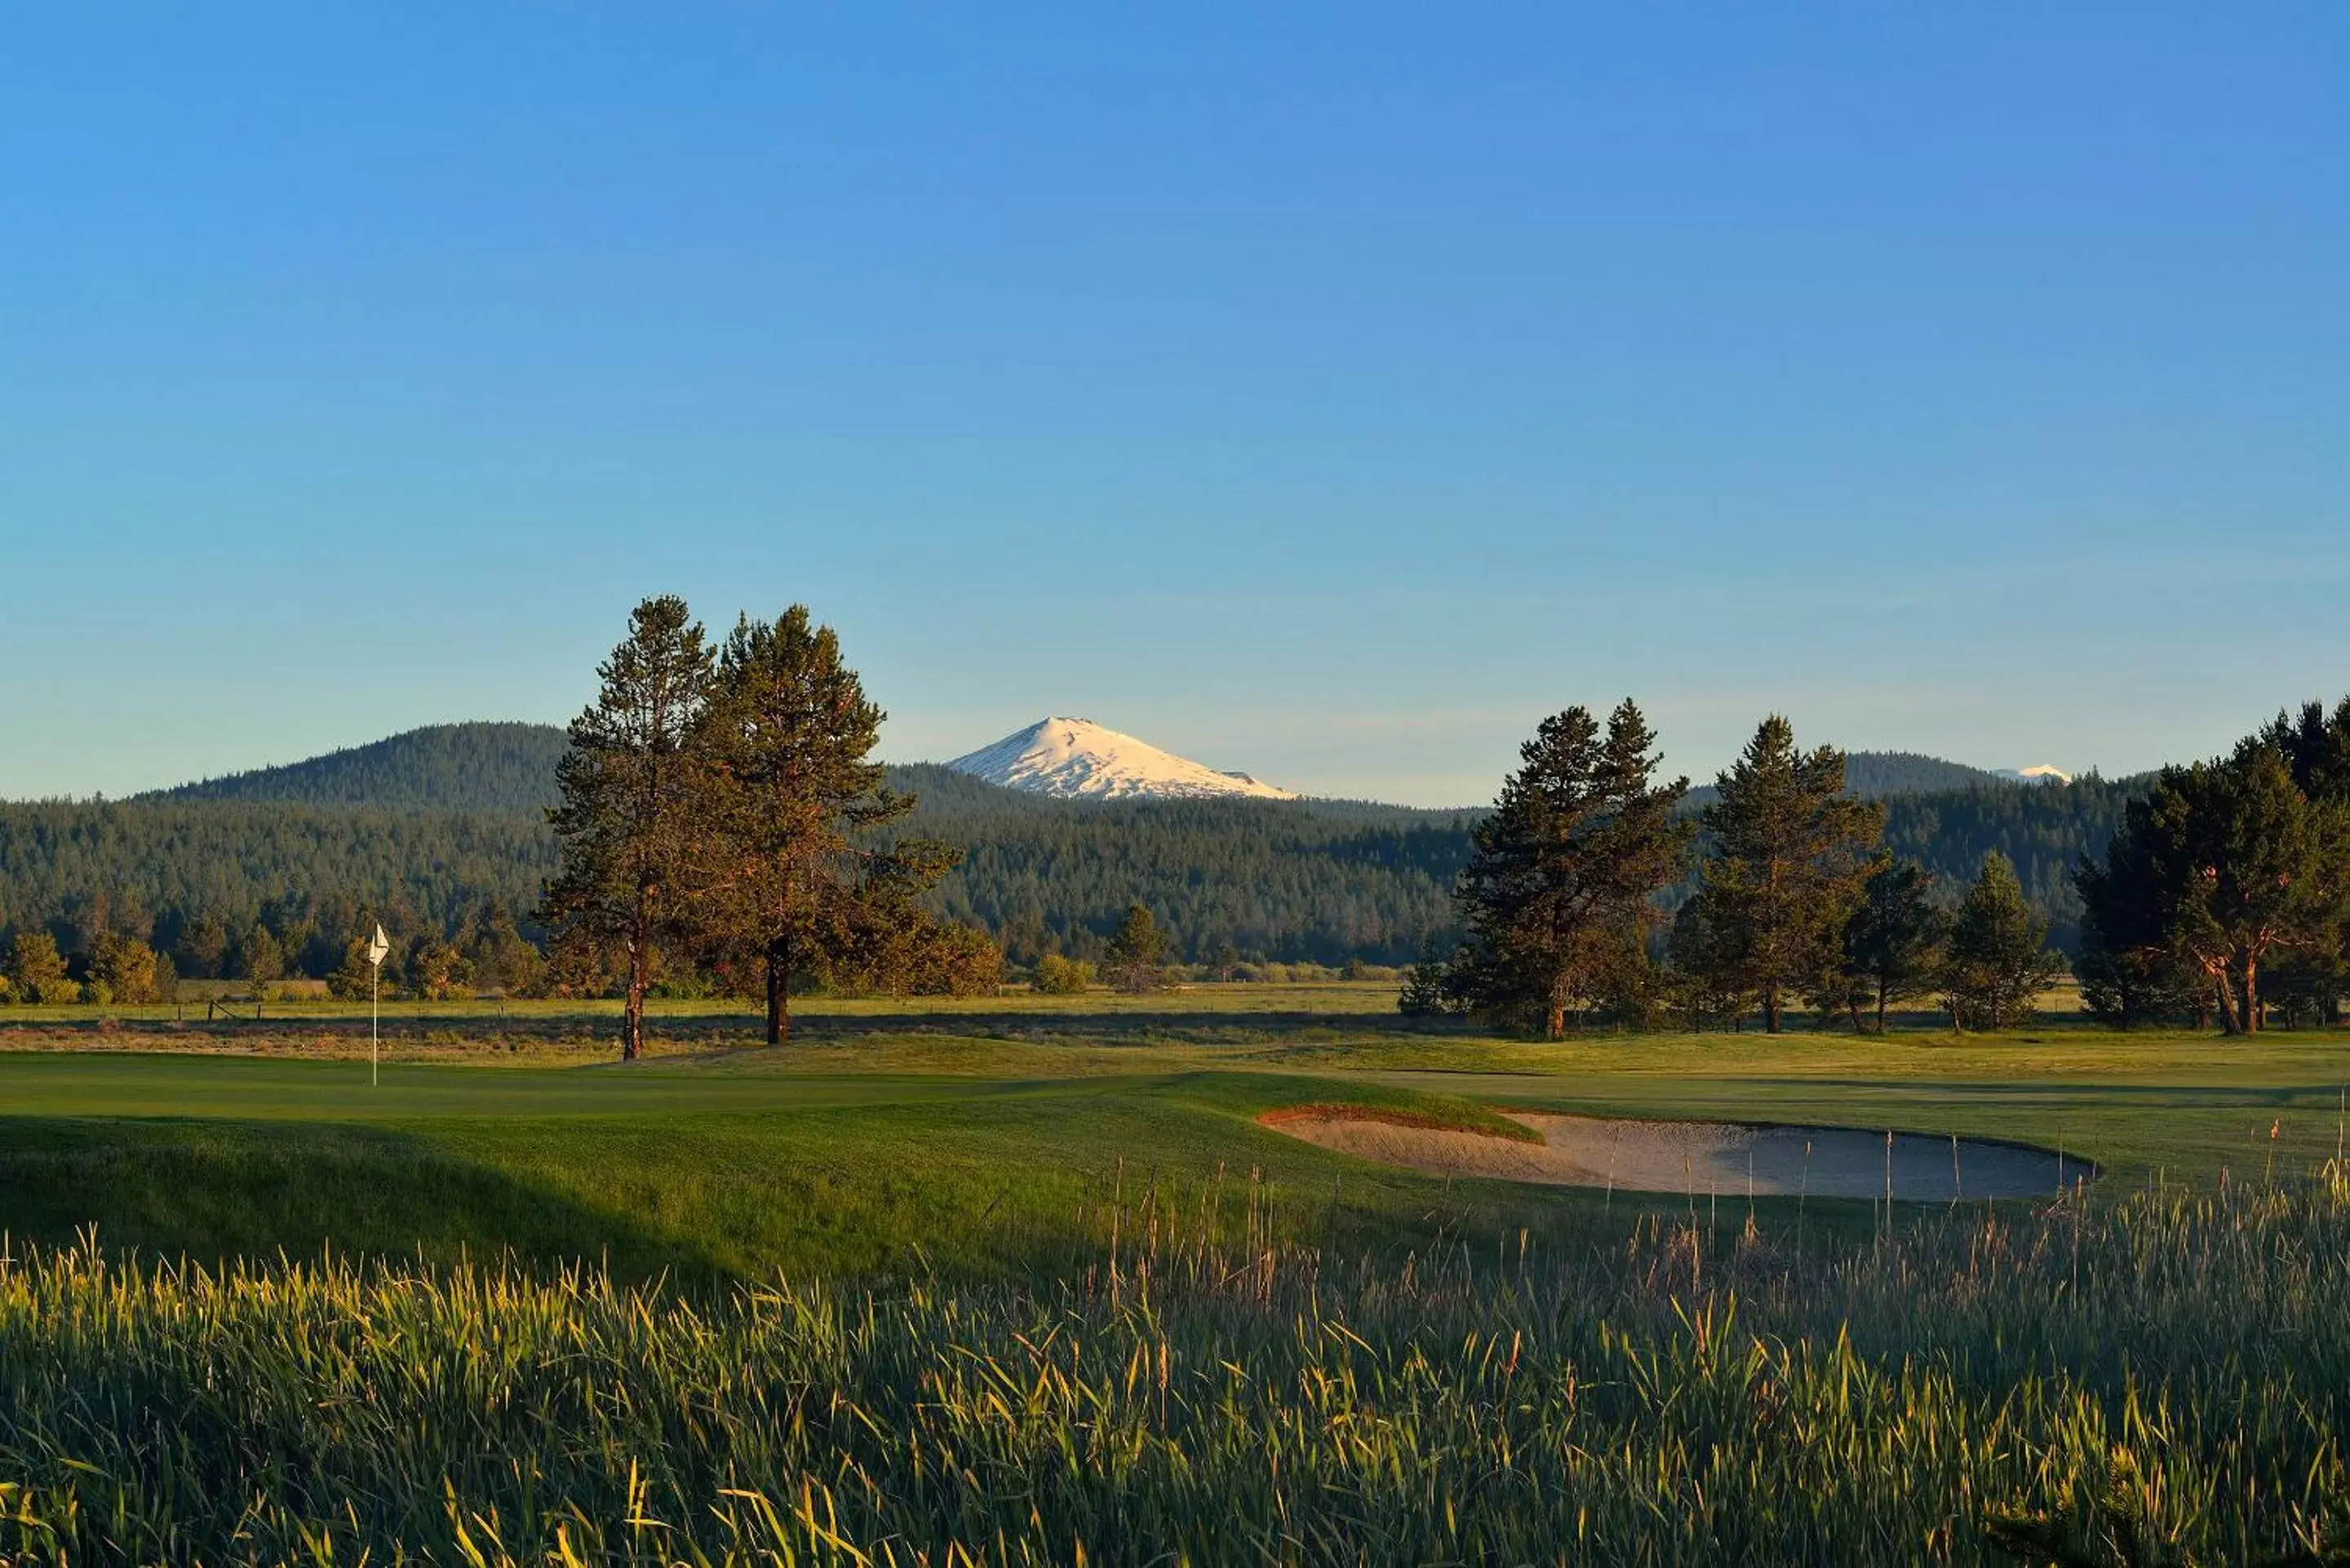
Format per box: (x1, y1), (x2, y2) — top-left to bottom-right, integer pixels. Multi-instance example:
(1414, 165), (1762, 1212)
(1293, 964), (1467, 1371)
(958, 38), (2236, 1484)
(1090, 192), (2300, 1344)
(365, 923), (389, 1090)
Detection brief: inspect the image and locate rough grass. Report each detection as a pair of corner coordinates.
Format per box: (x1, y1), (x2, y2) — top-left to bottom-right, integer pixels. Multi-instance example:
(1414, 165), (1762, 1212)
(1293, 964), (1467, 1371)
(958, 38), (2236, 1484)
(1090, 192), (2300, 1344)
(0, 1171), (2343, 1565)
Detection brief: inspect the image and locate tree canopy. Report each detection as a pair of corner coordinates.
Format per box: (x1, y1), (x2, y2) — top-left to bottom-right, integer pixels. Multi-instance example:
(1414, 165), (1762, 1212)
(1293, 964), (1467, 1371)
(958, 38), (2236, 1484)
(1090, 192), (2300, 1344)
(693, 607), (956, 1045)
(1443, 702), (1690, 1037)
(2077, 708), (2350, 1034)
(538, 596), (714, 1059)
(1688, 717), (1886, 1034)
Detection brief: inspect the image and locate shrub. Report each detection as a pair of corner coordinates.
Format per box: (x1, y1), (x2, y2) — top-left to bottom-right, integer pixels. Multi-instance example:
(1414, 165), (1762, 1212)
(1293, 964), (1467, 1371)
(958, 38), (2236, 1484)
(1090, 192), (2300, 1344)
(911, 924), (1004, 998)
(1031, 954), (1094, 994)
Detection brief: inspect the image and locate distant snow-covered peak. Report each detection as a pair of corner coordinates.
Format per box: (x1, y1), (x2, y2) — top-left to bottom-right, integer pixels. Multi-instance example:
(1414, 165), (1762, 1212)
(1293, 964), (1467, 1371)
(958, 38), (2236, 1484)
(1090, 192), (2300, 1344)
(1997, 764), (2075, 786)
(945, 717), (1301, 800)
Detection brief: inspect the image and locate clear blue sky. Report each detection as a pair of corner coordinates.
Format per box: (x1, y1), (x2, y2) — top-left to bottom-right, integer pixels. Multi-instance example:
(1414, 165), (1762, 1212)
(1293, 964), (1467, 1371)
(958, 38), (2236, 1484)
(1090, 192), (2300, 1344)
(5, 5), (2344, 805)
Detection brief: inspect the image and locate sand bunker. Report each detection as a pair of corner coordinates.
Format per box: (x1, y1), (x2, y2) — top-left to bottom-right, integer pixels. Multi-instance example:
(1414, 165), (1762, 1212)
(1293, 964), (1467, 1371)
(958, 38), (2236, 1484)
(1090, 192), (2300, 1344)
(1266, 1110), (2087, 1201)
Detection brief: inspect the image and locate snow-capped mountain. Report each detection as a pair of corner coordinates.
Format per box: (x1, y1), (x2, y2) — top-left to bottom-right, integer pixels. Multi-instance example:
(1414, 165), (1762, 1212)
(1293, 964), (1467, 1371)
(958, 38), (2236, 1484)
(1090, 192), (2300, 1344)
(1996, 764), (2074, 786)
(945, 717), (1301, 801)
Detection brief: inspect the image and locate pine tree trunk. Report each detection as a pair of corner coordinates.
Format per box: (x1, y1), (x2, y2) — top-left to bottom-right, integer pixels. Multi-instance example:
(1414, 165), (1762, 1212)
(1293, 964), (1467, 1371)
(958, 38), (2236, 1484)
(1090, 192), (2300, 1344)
(622, 924), (648, 1062)
(765, 935), (791, 1046)
(1763, 983), (1781, 1034)
(1875, 977), (1890, 1034)
(2213, 977), (2245, 1036)
(1545, 997), (1566, 1040)
(2241, 957), (2261, 1034)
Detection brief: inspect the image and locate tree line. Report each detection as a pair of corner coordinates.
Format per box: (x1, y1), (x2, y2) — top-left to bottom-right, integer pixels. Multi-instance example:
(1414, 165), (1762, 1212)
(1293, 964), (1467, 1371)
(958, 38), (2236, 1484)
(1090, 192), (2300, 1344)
(1404, 698), (2350, 1036)
(0, 800), (553, 1006)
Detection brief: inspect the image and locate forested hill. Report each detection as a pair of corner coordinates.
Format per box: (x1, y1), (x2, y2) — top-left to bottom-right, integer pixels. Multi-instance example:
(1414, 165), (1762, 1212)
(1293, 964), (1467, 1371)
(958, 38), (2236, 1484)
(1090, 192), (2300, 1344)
(885, 764), (1474, 963)
(896, 768), (2131, 959)
(1680, 751), (2015, 806)
(0, 772), (2135, 972)
(149, 723), (570, 813)
(2, 727), (2127, 975)
(1842, 752), (2015, 796)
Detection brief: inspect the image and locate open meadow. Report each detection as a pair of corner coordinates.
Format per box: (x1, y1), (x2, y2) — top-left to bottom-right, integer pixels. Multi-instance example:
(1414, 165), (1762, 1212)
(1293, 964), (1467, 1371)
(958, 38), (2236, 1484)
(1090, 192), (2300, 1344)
(2, 986), (2346, 1563)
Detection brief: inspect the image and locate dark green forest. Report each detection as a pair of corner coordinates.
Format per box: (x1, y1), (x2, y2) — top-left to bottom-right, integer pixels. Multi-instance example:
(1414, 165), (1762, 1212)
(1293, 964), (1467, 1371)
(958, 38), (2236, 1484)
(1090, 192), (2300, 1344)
(148, 722), (569, 813)
(886, 764), (1474, 964)
(0, 722), (2131, 980)
(0, 800), (556, 980)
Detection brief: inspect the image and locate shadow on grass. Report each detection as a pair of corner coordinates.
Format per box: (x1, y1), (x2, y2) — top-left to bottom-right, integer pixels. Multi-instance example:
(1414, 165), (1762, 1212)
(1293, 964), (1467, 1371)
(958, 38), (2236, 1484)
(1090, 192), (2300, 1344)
(0, 1117), (731, 1287)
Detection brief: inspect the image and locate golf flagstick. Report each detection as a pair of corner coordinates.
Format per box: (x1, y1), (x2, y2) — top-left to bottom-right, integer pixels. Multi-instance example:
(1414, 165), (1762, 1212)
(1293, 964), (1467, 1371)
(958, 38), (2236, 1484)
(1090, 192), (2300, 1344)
(366, 923), (390, 1087)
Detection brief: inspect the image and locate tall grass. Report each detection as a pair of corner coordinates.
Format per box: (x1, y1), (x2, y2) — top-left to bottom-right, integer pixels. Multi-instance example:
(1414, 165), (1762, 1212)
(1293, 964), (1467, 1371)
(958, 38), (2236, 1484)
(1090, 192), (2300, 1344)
(1, 1172), (2344, 1565)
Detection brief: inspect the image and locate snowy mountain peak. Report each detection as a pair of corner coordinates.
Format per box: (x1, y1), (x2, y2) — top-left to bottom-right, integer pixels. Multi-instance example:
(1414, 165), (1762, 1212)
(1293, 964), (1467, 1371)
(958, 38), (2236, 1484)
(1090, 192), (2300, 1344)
(1997, 764), (2075, 786)
(945, 717), (1301, 801)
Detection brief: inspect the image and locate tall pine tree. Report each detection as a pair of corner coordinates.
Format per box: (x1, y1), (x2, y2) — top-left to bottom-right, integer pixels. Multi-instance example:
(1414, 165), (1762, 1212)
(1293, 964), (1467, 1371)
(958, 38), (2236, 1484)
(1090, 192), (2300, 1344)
(694, 606), (955, 1044)
(1102, 903), (1170, 993)
(538, 596), (713, 1061)
(1450, 701), (1691, 1038)
(1940, 852), (2065, 1030)
(1694, 715), (1884, 1034)
(1835, 858), (1947, 1032)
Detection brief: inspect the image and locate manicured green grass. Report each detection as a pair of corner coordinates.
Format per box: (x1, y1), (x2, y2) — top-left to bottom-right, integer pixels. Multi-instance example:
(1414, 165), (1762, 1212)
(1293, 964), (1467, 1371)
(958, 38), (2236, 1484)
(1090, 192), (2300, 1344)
(0, 1052), (1600, 1282)
(3, 996), (2345, 1282)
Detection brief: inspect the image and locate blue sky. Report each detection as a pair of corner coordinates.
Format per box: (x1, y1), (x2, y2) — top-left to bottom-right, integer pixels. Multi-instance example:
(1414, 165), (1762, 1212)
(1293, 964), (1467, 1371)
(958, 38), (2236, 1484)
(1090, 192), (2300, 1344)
(4, 5), (2344, 804)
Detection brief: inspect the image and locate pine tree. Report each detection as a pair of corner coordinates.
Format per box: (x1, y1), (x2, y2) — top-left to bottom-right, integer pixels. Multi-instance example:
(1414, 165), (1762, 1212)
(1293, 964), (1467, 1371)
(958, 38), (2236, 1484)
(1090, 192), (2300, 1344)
(2074, 824), (2206, 1028)
(1837, 859), (1947, 1032)
(1941, 852), (2065, 1030)
(1396, 946), (1459, 1017)
(1663, 896), (1744, 1030)
(2078, 743), (2347, 1034)
(1102, 903), (1170, 992)
(1695, 716), (1884, 1034)
(233, 924), (285, 986)
(2263, 697), (2350, 802)
(694, 605), (952, 1044)
(175, 912), (228, 979)
(1450, 702), (1691, 1038)
(538, 596), (714, 1061)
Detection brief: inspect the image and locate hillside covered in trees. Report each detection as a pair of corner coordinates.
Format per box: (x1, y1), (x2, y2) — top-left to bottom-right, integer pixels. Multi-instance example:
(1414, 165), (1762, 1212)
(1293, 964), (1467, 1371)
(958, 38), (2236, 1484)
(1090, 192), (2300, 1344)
(149, 723), (570, 813)
(2, 715), (2134, 984)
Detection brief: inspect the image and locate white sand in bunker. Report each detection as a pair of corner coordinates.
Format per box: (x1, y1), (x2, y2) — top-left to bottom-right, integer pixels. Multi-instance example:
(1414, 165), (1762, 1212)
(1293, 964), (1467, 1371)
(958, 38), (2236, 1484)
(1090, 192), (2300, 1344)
(1263, 1111), (2087, 1201)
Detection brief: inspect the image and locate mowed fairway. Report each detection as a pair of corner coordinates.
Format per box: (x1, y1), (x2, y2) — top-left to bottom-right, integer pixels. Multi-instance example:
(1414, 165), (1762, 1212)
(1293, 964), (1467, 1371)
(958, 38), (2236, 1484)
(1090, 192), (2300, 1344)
(3, 988), (2345, 1280)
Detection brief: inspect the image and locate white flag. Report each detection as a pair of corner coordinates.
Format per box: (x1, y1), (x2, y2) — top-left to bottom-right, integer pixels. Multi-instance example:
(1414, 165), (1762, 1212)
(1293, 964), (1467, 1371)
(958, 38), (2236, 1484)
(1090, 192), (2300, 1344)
(366, 924), (390, 968)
